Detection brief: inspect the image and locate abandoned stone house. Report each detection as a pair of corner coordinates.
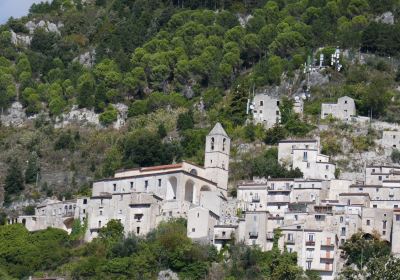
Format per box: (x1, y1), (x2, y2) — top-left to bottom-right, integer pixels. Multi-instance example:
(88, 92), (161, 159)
(321, 96), (356, 121)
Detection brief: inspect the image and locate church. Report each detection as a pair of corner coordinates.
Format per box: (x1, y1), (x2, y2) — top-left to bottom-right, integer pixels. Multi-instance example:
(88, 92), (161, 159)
(16, 123), (232, 242)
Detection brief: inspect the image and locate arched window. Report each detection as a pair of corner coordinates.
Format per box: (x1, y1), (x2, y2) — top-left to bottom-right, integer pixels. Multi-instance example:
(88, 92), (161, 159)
(223, 138), (226, 151)
(211, 137), (215, 150)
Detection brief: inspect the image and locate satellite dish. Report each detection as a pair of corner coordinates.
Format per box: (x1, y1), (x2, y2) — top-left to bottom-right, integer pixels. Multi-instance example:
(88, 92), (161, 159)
(249, 104), (255, 110)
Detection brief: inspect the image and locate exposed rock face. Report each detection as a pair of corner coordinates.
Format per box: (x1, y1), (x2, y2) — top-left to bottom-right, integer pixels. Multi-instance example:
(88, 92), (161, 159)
(237, 14), (253, 27)
(55, 105), (100, 128)
(10, 30), (32, 46)
(73, 49), (96, 68)
(158, 269), (179, 280)
(0, 102), (27, 127)
(375, 12), (395, 25)
(25, 20), (63, 35)
(113, 103), (128, 129)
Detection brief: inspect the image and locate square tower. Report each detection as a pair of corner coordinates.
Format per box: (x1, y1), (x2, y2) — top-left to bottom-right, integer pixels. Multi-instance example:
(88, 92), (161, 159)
(204, 123), (230, 191)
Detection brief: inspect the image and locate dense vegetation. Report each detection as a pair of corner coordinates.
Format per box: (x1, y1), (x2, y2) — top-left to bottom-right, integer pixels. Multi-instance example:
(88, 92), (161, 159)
(0, 219), (320, 280)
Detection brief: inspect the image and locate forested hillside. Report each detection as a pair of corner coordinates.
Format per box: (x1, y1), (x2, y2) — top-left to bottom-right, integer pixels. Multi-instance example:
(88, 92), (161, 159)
(1, 0), (400, 279)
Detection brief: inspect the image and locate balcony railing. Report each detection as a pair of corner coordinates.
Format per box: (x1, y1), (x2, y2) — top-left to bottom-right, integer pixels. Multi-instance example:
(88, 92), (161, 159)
(266, 232), (274, 240)
(214, 233), (232, 240)
(252, 197), (261, 202)
(249, 231), (258, 238)
(321, 240), (335, 247)
(285, 239), (295, 245)
(306, 241), (315, 246)
(320, 255), (334, 261)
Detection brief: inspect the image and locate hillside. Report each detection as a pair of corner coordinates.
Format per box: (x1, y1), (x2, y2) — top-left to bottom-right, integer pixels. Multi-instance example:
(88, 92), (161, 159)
(1, 0), (400, 279)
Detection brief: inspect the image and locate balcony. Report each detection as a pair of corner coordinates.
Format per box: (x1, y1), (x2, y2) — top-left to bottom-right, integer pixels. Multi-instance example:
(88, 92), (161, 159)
(214, 233), (232, 240)
(285, 239), (295, 245)
(321, 240), (335, 247)
(306, 241), (315, 246)
(267, 195), (290, 204)
(249, 231), (258, 238)
(266, 232), (274, 240)
(252, 196), (261, 203)
(320, 254), (334, 261)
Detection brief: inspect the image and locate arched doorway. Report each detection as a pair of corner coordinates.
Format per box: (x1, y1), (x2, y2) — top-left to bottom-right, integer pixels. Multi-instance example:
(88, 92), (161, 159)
(185, 180), (195, 203)
(166, 176), (178, 200)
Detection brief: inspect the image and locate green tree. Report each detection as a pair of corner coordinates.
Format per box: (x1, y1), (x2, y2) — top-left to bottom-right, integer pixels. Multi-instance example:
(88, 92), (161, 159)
(99, 219), (124, 243)
(25, 152), (39, 184)
(4, 159), (24, 202)
(177, 110), (194, 131)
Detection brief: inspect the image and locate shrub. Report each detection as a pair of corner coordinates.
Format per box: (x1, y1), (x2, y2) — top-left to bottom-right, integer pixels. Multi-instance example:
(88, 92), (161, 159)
(99, 105), (118, 126)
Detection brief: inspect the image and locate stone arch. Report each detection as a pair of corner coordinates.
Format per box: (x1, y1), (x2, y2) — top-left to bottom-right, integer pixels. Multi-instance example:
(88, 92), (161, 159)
(166, 176), (178, 200)
(184, 180), (195, 203)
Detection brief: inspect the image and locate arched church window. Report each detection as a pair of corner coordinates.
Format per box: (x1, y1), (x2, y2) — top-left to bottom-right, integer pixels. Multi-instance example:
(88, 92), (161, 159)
(211, 137), (215, 150)
(223, 138), (226, 151)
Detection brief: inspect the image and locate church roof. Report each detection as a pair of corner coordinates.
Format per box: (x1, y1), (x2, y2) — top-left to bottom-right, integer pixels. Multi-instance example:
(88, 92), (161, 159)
(208, 122), (228, 137)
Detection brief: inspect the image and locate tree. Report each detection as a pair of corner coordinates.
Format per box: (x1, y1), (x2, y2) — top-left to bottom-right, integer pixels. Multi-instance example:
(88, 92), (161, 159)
(391, 149), (400, 163)
(99, 219), (124, 242)
(77, 73), (95, 108)
(4, 158), (24, 202)
(341, 232), (390, 269)
(99, 105), (118, 126)
(25, 152), (39, 184)
(177, 110), (194, 131)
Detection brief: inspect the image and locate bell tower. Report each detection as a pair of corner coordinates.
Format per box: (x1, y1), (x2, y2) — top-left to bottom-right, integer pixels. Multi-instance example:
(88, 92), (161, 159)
(204, 123), (230, 190)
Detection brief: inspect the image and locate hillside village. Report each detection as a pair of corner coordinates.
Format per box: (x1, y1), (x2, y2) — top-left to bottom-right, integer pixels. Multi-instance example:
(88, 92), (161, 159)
(12, 108), (400, 279)
(2, 0), (400, 279)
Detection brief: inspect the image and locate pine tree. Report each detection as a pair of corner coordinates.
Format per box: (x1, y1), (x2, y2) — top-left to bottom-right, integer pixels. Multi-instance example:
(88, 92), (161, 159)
(4, 159), (24, 202)
(25, 152), (39, 184)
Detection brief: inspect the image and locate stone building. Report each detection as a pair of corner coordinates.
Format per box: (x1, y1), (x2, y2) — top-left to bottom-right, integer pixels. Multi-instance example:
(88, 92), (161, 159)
(381, 130), (400, 148)
(321, 96), (356, 121)
(252, 93), (281, 128)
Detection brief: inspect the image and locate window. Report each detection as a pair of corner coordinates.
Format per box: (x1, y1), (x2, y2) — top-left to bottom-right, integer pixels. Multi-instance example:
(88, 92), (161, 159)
(383, 220), (387, 229)
(308, 234), (314, 241)
(83, 199), (87, 204)
(113, 184), (116, 191)
(396, 215), (400, 221)
(136, 227), (140, 234)
(169, 211), (172, 217)
(294, 215), (298, 221)
(326, 165), (329, 170)
(341, 227), (346, 236)
(394, 135), (396, 139)
(359, 187), (363, 191)
(130, 182), (133, 189)
(299, 184), (302, 188)
(134, 214), (143, 222)
(158, 179), (162, 187)
(340, 216), (344, 223)
(260, 100), (263, 106)
(99, 210), (103, 216)
(383, 230), (386, 235)
(223, 138), (226, 151)
(367, 220), (370, 226)
(145, 180), (148, 191)
(100, 199), (103, 206)
(277, 101), (280, 106)
(192, 228), (195, 232)
(379, 176), (382, 181)
(307, 162), (310, 168)
(306, 248), (314, 259)
(222, 231), (226, 236)
(306, 261), (312, 270)
(303, 152), (308, 161)
(276, 110), (279, 115)
(395, 205), (399, 209)
(83, 209), (86, 214)
(373, 205), (377, 208)
(211, 137), (215, 150)
(372, 168), (376, 172)
(287, 233), (293, 241)
(344, 100), (348, 104)
(98, 221), (101, 228)
(197, 212), (199, 218)
(278, 205), (281, 210)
